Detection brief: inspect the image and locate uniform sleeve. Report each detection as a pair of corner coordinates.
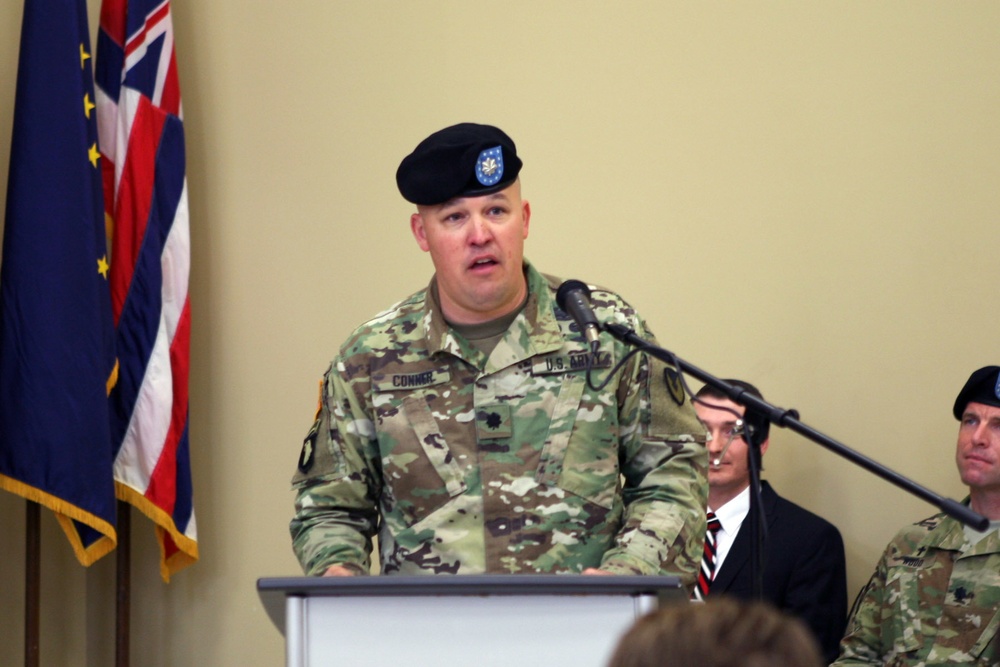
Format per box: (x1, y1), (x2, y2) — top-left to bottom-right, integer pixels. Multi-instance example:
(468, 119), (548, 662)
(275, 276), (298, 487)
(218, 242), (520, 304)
(597, 323), (708, 586)
(288, 361), (381, 576)
(832, 548), (892, 665)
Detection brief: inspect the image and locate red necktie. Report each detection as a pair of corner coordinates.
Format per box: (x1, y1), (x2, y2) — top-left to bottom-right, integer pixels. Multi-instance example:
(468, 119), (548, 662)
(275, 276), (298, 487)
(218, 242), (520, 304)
(693, 511), (723, 601)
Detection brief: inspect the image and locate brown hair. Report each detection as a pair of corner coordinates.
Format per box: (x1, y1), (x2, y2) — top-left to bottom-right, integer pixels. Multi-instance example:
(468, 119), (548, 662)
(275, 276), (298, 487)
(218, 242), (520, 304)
(607, 598), (823, 667)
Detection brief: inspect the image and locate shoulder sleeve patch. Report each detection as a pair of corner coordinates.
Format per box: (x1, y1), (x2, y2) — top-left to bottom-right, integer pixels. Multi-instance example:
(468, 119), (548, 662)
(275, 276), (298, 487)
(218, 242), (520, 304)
(291, 374), (346, 485)
(648, 357), (706, 442)
(663, 367), (685, 406)
(297, 378), (326, 473)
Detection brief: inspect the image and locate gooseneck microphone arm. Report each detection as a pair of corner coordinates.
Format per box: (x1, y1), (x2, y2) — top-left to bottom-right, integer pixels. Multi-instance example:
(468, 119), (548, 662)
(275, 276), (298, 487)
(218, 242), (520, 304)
(603, 321), (985, 601)
(601, 320), (988, 538)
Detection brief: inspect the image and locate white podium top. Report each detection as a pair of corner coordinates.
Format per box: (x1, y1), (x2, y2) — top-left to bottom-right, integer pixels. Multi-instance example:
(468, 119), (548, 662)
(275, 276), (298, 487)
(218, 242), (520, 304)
(257, 574), (685, 635)
(259, 575), (687, 666)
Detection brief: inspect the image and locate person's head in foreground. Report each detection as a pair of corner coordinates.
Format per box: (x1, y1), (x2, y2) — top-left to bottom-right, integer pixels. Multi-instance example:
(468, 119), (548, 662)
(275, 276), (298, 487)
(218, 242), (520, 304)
(607, 597), (823, 667)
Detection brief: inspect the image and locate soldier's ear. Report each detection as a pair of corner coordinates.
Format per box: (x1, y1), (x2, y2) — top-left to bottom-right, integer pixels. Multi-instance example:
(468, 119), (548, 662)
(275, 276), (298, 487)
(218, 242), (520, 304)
(411, 212), (430, 252)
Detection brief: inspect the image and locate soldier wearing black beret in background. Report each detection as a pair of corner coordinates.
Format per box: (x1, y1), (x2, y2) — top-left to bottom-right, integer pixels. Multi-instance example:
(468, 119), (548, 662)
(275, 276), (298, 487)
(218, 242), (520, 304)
(834, 365), (1000, 666)
(289, 122), (709, 582)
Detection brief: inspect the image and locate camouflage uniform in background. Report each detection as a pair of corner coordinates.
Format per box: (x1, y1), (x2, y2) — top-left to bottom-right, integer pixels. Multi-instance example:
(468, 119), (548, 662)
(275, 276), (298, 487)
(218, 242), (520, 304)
(290, 261), (707, 581)
(833, 511), (1000, 666)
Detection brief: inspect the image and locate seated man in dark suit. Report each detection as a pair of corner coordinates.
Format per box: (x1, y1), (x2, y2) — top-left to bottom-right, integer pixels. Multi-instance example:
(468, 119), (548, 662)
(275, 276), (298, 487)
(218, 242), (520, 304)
(693, 379), (847, 664)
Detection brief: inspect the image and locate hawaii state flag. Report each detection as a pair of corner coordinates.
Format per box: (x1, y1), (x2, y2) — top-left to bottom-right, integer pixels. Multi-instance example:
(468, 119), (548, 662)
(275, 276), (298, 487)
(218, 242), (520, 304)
(96, 0), (197, 581)
(0, 0), (119, 566)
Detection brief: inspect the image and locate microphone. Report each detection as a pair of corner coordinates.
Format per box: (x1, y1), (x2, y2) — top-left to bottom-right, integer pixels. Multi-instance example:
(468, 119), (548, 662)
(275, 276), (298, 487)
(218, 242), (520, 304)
(710, 413), (769, 466)
(741, 407), (770, 445)
(712, 419), (743, 467)
(556, 279), (601, 346)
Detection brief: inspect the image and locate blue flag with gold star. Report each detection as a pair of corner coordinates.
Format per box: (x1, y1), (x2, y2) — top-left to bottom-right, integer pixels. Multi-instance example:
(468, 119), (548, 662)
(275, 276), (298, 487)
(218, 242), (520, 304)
(0, 0), (119, 565)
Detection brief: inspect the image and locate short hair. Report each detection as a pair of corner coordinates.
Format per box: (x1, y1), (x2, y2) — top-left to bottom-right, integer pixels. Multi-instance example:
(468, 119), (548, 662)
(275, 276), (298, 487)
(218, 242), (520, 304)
(607, 598), (823, 667)
(694, 379), (769, 443)
(695, 378), (764, 402)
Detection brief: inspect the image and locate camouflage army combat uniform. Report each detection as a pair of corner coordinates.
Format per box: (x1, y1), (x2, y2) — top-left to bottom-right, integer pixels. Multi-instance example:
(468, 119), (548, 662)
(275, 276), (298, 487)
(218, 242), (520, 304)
(290, 261), (707, 581)
(834, 511), (1000, 666)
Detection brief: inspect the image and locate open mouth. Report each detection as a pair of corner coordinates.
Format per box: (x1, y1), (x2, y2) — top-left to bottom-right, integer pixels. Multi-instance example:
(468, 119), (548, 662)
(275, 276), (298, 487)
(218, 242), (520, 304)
(469, 258), (498, 271)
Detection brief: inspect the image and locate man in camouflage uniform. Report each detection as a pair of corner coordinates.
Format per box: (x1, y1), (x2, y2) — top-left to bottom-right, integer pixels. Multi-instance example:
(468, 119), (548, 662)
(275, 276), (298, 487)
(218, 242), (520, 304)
(833, 365), (1000, 665)
(289, 123), (707, 582)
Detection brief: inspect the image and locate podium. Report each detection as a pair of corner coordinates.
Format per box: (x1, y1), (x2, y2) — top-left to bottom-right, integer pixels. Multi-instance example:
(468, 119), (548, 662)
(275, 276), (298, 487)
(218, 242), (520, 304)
(257, 575), (685, 667)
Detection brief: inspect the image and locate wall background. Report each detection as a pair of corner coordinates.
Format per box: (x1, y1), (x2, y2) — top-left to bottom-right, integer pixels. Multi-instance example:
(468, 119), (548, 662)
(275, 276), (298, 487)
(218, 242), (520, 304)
(1, 2), (998, 664)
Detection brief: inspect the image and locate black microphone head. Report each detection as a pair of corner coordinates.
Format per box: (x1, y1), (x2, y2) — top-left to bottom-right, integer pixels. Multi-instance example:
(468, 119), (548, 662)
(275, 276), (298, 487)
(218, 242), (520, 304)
(556, 279), (591, 311)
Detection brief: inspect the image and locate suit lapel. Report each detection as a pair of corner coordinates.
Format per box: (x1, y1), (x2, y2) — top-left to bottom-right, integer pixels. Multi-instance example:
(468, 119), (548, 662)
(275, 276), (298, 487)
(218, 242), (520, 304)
(711, 482), (779, 593)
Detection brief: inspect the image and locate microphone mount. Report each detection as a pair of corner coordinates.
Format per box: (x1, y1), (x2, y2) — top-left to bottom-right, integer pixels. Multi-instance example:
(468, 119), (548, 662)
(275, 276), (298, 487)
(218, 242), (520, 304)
(599, 320), (988, 599)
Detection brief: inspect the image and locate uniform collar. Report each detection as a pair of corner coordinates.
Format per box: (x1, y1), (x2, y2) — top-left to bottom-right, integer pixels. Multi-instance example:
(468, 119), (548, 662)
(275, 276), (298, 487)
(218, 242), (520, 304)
(921, 499), (1000, 556)
(422, 260), (565, 371)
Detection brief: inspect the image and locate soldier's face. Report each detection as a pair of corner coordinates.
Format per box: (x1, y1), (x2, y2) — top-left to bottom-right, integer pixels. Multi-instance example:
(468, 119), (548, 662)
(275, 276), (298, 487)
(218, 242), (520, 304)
(696, 397), (769, 500)
(410, 182), (531, 325)
(956, 402), (1000, 495)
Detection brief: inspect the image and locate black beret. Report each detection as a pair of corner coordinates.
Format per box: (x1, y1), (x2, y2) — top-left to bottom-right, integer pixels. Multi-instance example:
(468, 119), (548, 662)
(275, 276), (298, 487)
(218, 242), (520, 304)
(953, 366), (1000, 419)
(396, 123), (522, 206)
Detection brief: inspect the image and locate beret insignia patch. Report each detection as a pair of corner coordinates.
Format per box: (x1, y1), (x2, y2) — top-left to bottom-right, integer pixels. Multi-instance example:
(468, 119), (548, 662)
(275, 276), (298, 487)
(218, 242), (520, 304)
(475, 146), (504, 187)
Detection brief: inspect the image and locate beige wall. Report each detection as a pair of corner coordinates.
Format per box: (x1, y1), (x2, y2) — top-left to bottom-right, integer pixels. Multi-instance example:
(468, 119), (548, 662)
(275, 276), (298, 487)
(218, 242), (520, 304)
(1, 1), (999, 664)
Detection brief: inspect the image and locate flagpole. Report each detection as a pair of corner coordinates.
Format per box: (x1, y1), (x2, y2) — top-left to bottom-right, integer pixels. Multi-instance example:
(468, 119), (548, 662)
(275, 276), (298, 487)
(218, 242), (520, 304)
(116, 500), (131, 667)
(25, 501), (40, 667)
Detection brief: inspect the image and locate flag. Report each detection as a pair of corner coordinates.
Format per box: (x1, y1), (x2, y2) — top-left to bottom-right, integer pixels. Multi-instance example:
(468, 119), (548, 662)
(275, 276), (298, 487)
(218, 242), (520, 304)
(96, 0), (196, 581)
(0, 0), (119, 565)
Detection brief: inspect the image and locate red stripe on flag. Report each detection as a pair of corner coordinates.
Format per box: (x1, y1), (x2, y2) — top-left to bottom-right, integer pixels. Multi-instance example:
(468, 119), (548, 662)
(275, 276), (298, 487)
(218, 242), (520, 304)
(99, 0), (127, 46)
(109, 97), (166, 321)
(145, 296), (191, 511)
(124, 3), (171, 58)
(160, 55), (181, 117)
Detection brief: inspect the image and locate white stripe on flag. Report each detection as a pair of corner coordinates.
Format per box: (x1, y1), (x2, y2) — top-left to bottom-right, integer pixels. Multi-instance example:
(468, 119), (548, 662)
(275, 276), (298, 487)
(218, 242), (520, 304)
(161, 181), (190, 335)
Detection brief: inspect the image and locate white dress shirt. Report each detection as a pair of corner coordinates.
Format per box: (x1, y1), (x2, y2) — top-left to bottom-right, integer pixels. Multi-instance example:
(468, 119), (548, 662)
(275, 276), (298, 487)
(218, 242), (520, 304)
(709, 485), (750, 574)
